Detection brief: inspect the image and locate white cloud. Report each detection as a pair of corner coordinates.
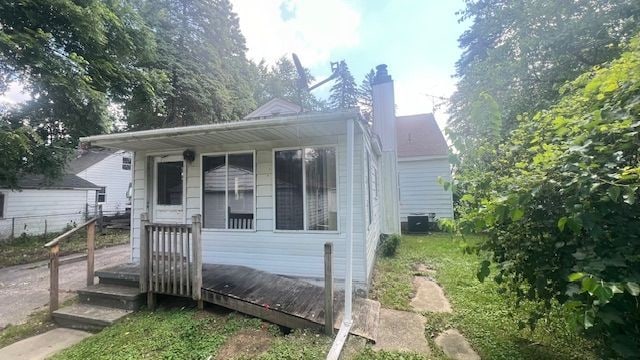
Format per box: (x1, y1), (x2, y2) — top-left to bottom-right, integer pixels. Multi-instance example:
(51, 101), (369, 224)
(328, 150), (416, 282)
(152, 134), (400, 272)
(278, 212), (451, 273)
(394, 71), (456, 131)
(231, 0), (361, 66)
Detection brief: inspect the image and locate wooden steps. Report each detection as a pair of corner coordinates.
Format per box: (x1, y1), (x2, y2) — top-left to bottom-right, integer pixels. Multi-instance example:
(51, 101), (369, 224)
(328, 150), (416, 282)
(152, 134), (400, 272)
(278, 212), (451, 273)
(53, 266), (143, 331)
(53, 303), (131, 332)
(77, 283), (144, 311)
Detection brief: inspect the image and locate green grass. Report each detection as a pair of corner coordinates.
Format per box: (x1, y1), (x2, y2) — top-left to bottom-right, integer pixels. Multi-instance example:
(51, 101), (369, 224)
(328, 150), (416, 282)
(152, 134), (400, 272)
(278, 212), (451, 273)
(0, 308), (55, 348)
(51, 308), (332, 360)
(0, 297), (77, 348)
(370, 233), (600, 360)
(49, 233), (599, 359)
(0, 229), (129, 268)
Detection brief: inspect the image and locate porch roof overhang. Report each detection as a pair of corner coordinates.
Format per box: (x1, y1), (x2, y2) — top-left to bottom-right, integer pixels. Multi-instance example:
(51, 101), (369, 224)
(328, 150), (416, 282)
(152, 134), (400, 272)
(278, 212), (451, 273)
(80, 111), (360, 152)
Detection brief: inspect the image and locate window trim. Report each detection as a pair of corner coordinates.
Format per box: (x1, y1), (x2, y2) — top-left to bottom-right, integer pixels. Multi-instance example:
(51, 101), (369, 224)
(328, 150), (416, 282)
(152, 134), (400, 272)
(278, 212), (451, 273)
(200, 150), (256, 232)
(96, 186), (107, 204)
(0, 192), (5, 219)
(272, 145), (339, 233)
(152, 155), (186, 210)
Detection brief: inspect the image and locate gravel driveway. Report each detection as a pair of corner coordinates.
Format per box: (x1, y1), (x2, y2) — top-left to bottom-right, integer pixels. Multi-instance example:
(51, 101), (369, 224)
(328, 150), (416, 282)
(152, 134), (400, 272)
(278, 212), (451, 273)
(0, 244), (130, 328)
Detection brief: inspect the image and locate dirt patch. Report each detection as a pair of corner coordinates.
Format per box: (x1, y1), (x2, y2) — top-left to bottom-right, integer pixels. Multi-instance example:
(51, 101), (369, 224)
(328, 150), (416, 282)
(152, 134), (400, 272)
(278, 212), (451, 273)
(215, 329), (274, 360)
(414, 263), (437, 276)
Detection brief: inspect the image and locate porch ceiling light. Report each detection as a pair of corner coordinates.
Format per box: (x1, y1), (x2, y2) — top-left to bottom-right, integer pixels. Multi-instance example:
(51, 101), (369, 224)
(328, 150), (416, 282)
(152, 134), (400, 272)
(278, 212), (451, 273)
(183, 149), (195, 163)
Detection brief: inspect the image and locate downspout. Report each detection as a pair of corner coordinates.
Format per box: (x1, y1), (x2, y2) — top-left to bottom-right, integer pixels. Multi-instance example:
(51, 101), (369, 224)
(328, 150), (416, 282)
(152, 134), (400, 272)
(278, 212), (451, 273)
(327, 118), (355, 360)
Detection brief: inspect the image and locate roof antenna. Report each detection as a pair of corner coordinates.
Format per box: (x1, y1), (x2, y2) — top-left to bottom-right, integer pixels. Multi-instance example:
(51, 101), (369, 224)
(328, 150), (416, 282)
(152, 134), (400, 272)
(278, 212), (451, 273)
(292, 53), (345, 92)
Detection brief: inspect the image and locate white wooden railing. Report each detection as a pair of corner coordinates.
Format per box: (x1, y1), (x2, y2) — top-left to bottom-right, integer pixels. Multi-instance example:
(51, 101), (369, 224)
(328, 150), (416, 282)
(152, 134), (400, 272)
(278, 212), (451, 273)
(139, 213), (202, 309)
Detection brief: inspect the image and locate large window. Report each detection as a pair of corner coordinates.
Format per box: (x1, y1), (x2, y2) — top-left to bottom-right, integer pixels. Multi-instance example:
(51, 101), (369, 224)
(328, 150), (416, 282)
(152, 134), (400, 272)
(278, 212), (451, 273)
(275, 147), (337, 231)
(202, 152), (254, 229)
(157, 161), (183, 205)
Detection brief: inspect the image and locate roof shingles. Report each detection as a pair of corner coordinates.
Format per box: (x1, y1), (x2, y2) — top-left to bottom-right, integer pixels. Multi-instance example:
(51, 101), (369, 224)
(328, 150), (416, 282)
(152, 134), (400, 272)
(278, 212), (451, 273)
(396, 114), (448, 158)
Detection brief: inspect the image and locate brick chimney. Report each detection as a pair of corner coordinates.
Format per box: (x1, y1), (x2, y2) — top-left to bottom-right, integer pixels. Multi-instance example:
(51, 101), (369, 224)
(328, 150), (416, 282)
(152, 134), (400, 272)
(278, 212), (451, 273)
(371, 64), (400, 234)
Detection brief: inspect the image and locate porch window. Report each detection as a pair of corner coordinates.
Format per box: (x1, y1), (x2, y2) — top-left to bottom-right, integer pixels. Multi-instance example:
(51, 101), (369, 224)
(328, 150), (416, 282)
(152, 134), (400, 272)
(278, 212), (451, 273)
(157, 161), (183, 205)
(275, 147), (337, 231)
(202, 152), (254, 229)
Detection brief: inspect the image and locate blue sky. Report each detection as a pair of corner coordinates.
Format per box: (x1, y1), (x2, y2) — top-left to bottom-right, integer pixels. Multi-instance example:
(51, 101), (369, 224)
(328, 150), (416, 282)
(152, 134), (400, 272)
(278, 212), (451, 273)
(233, 0), (468, 129)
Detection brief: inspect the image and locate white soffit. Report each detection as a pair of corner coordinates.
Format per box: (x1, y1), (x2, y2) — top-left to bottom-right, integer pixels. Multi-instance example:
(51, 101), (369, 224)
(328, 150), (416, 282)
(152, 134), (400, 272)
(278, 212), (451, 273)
(244, 98), (302, 120)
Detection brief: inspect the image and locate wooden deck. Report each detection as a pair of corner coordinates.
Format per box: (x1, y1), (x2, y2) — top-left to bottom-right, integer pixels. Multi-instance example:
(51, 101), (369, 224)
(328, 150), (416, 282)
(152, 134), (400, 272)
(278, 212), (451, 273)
(99, 263), (380, 342)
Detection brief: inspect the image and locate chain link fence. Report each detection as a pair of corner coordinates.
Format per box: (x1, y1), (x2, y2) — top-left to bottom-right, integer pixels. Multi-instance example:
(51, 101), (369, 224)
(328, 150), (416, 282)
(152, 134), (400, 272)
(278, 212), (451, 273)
(0, 204), (130, 242)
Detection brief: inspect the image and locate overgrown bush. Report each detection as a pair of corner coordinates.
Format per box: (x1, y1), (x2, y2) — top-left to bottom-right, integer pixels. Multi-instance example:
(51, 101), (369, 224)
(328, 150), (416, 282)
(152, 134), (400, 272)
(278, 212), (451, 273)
(379, 234), (401, 257)
(456, 36), (640, 357)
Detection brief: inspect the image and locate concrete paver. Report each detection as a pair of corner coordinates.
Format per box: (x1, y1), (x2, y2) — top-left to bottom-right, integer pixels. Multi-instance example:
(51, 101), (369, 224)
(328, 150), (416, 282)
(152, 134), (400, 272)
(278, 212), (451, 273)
(0, 328), (91, 360)
(435, 329), (480, 360)
(410, 276), (452, 313)
(373, 308), (430, 354)
(0, 244), (130, 328)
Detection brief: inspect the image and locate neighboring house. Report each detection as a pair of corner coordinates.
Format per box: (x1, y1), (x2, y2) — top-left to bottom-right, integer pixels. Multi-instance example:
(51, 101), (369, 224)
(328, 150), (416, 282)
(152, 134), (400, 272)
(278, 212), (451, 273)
(396, 114), (454, 229)
(69, 148), (133, 214)
(0, 175), (100, 239)
(81, 66), (405, 291)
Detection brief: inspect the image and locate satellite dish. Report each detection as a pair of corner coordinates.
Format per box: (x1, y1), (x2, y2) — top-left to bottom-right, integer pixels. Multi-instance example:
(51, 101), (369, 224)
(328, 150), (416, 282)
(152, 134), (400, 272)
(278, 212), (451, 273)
(292, 53), (345, 92)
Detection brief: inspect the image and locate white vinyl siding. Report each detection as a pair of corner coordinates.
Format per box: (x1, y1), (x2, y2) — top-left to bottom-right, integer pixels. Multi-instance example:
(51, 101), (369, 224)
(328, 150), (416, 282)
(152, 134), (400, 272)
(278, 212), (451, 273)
(363, 137), (381, 283)
(0, 189), (93, 239)
(398, 158), (454, 222)
(76, 151), (132, 214)
(130, 128), (370, 289)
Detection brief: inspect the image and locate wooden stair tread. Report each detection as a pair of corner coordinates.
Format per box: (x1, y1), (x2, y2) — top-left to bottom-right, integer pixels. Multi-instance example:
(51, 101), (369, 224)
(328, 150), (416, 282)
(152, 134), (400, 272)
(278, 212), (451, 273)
(78, 283), (143, 300)
(53, 304), (132, 327)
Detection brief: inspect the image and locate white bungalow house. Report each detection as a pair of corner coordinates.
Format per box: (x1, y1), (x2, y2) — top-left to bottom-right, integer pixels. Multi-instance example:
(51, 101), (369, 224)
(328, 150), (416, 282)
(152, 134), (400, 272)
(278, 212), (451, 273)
(81, 65), (402, 293)
(0, 175), (101, 239)
(69, 147), (133, 214)
(81, 65), (456, 290)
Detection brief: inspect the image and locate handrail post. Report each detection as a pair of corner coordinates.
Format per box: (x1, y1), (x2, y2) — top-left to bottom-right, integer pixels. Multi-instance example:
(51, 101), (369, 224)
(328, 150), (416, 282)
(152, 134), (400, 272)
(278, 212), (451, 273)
(86, 220), (96, 286)
(191, 214), (203, 309)
(49, 243), (60, 314)
(140, 213), (155, 309)
(98, 204), (104, 235)
(324, 242), (334, 335)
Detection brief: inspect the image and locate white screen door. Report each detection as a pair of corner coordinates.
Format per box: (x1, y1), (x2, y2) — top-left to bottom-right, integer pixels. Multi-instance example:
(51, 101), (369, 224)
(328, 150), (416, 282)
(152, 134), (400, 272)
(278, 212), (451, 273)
(153, 155), (185, 223)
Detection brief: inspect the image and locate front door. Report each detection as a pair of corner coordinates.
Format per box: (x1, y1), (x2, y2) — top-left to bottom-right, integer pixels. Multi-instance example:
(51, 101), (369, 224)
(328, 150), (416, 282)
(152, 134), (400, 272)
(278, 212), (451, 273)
(153, 155), (185, 223)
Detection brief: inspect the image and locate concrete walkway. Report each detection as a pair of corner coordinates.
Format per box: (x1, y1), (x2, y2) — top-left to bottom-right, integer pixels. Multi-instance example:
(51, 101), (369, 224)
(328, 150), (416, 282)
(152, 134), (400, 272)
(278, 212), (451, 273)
(0, 244), (130, 328)
(374, 264), (480, 359)
(0, 328), (91, 360)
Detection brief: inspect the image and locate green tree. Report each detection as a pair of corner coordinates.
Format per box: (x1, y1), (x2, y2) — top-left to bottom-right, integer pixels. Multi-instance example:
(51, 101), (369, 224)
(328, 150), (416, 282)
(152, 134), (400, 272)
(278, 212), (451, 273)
(253, 56), (325, 111)
(0, 0), (156, 187)
(328, 61), (358, 110)
(127, 0), (257, 129)
(459, 36), (640, 358)
(357, 69), (375, 122)
(449, 0), (640, 151)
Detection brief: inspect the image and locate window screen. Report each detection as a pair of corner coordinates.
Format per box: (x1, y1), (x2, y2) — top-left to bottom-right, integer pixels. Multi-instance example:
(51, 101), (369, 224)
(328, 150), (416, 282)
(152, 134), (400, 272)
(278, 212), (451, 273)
(275, 150), (303, 230)
(305, 148), (337, 231)
(202, 153), (254, 229)
(275, 147), (336, 231)
(96, 187), (106, 203)
(157, 161), (183, 205)
(122, 157), (132, 170)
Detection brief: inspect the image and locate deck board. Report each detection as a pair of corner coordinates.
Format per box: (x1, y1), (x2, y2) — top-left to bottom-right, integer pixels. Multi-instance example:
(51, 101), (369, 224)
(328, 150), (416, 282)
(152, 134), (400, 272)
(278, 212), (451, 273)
(99, 263), (379, 341)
